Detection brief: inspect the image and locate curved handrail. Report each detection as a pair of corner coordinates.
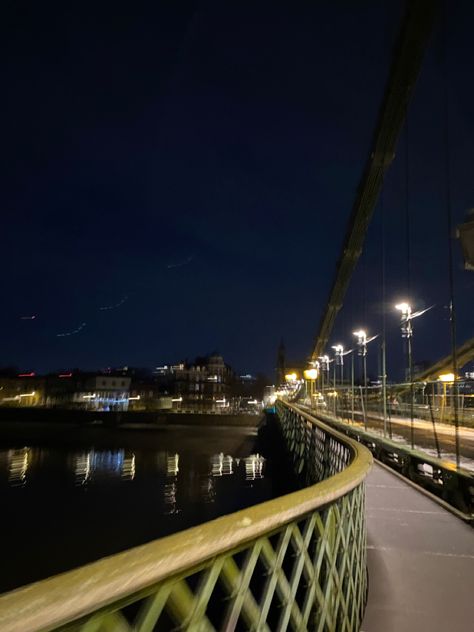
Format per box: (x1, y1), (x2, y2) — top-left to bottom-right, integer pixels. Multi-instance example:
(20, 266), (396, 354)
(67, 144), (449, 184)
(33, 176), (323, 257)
(0, 402), (372, 632)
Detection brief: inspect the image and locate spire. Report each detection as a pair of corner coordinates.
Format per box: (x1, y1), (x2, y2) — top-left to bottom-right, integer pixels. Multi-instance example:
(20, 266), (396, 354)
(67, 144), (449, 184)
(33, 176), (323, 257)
(276, 337), (286, 384)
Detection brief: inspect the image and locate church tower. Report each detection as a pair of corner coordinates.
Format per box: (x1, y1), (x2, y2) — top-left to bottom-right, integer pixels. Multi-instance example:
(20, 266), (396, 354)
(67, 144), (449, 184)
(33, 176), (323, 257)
(276, 338), (286, 385)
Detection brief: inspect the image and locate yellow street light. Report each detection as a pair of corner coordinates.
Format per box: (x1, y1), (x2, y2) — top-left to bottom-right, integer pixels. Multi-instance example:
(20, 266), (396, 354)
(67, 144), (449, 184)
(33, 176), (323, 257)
(285, 373), (298, 382)
(438, 373), (455, 383)
(304, 368), (318, 380)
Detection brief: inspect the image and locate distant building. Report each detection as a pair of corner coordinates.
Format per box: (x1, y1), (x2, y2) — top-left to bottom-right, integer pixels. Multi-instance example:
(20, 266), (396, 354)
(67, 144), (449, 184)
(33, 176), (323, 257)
(173, 353), (234, 412)
(45, 373), (131, 411)
(0, 374), (45, 407)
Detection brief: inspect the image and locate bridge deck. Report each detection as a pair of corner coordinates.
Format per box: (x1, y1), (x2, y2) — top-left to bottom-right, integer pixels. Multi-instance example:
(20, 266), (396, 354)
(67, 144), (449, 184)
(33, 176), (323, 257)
(362, 464), (474, 632)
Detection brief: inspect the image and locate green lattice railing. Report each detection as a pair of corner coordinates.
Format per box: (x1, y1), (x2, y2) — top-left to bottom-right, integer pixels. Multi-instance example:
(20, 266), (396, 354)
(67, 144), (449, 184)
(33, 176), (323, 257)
(0, 401), (372, 632)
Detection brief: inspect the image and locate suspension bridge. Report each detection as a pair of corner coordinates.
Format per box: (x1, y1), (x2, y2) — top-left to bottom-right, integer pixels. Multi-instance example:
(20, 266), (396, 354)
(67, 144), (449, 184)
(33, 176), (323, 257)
(0, 1), (473, 630)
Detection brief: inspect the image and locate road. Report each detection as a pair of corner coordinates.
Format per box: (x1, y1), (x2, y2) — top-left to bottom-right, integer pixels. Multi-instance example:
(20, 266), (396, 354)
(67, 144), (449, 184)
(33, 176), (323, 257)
(342, 409), (474, 468)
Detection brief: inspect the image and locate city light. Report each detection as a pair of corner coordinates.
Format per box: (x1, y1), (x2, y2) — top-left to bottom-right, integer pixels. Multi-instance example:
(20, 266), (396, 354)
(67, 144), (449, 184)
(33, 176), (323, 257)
(332, 344), (344, 363)
(318, 355), (330, 371)
(353, 329), (367, 350)
(438, 373), (455, 383)
(128, 395), (141, 401)
(285, 372), (298, 382)
(19, 392), (36, 398)
(395, 302), (412, 315)
(304, 368), (318, 380)
(82, 394), (96, 399)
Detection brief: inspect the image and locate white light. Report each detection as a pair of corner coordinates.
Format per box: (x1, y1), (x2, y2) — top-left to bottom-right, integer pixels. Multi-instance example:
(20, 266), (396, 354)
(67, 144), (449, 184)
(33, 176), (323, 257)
(171, 397), (183, 402)
(395, 302), (411, 315)
(128, 395), (141, 401)
(19, 391), (36, 398)
(82, 394), (97, 399)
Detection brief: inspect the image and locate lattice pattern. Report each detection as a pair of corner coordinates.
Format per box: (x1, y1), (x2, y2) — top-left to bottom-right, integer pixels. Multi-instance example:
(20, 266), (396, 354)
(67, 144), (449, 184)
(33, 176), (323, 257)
(278, 403), (352, 486)
(68, 485), (366, 632)
(63, 404), (367, 632)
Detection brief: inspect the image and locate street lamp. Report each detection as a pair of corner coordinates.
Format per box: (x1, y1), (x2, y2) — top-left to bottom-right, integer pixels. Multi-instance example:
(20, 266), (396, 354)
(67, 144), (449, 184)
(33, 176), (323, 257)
(353, 329), (369, 429)
(331, 345), (344, 387)
(395, 302), (414, 447)
(304, 367), (318, 406)
(353, 328), (368, 384)
(331, 345), (344, 417)
(318, 355), (330, 402)
(438, 373), (455, 424)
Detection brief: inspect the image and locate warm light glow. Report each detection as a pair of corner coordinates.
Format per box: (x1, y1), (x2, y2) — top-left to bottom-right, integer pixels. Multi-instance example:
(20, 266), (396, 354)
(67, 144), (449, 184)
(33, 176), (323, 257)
(353, 329), (367, 340)
(82, 394), (96, 399)
(304, 368), (318, 380)
(438, 373), (455, 383)
(19, 392), (35, 398)
(171, 397), (183, 403)
(128, 395), (141, 401)
(395, 302), (411, 314)
(285, 372), (298, 382)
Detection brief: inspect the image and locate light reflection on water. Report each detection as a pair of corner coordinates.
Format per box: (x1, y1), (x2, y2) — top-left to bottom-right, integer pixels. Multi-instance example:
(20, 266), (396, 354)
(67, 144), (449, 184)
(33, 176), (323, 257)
(73, 450), (136, 485)
(7, 448), (30, 487)
(0, 447), (267, 512)
(0, 429), (298, 593)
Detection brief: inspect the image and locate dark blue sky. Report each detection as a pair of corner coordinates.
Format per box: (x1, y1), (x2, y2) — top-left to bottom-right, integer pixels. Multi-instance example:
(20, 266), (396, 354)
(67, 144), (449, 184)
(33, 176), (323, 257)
(1, 1), (473, 378)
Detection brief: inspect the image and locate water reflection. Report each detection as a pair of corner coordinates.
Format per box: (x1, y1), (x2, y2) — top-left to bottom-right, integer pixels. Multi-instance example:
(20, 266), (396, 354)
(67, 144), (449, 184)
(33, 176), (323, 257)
(211, 453), (234, 476)
(73, 449), (136, 485)
(8, 448), (30, 487)
(0, 448), (266, 494)
(244, 454), (265, 481)
(164, 453), (179, 515)
(0, 440), (283, 594)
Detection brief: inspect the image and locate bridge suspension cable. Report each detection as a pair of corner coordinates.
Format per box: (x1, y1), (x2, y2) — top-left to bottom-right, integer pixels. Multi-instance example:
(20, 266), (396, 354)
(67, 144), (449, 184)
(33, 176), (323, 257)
(311, 0), (440, 361)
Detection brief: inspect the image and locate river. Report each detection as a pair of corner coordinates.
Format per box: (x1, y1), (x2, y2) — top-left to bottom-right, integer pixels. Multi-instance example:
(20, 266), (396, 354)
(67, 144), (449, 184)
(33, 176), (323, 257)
(0, 417), (300, 593)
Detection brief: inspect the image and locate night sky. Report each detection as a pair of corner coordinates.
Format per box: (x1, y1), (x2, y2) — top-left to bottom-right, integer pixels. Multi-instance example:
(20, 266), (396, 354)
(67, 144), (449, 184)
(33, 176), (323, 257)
(1, 1), (473, 379)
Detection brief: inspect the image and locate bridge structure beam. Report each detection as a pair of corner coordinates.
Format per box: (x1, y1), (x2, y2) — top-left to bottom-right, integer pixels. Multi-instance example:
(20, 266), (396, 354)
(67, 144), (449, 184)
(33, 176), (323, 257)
(312, 0), (439, 360)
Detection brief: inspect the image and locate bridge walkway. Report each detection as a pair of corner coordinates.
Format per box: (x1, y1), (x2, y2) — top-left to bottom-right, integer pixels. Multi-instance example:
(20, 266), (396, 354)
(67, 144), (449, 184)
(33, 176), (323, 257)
(362, 463), (474, 632)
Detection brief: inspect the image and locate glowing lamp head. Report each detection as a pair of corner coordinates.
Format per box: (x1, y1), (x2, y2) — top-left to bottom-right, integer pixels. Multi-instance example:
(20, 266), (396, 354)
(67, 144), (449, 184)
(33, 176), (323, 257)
(438, 373), (455, 383)
(304, 368), (318, 380)
(395, 302), (411, 316)
(285, 372), (298, 383)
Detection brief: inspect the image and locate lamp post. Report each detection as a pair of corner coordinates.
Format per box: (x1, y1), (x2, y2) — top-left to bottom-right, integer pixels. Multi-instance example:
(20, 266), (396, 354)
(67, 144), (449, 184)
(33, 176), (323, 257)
(304, 366), (319, 408)
(353, 330), (368, 415)
(332, 345), (344, 417)
(395, 302), (414, 448)
(318, 355), (330, 400)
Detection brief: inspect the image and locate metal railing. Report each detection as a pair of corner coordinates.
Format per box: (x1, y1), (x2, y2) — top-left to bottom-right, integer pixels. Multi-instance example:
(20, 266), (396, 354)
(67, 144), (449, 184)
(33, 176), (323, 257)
(313, 408), (474, 522)
(0, 401), (372, 632)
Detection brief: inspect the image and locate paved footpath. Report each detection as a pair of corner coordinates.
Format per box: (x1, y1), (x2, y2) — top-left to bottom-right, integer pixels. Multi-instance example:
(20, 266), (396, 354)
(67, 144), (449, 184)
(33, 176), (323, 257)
(362, 464), (474, 632)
